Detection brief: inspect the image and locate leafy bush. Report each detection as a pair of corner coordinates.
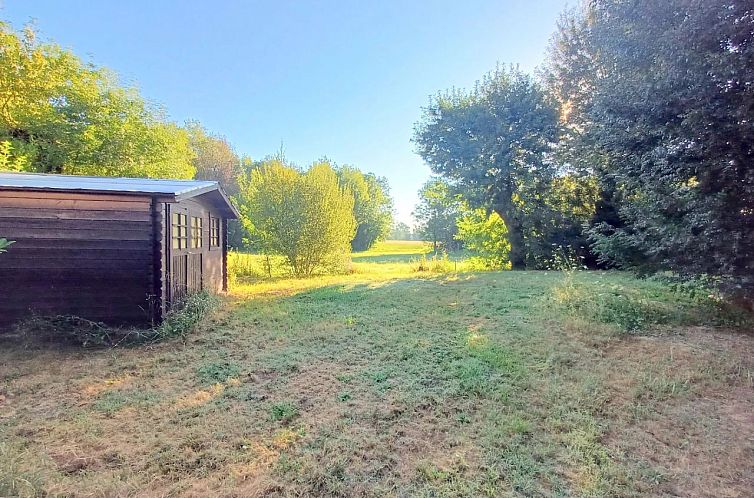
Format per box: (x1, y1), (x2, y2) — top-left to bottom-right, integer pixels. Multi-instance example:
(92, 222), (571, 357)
(269, 401), (299, 424)
(456, 208), (510, 269)
(552, 274), (751, 332)
(155, 290), (220, 340)
(238, 159), (356, 276)
(411, 253), (454, 273)
(196, 360), (241, 385)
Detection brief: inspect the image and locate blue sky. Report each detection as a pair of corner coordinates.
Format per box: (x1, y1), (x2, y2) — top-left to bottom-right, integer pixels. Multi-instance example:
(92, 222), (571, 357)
(2, 0), (571, 224)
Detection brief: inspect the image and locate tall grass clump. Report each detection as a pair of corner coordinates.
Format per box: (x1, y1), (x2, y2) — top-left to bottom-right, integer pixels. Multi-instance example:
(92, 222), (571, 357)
(228, 251), (297, 283)
(155, 290), (220, 340)
(411, 252), (455, 273)
(0, 443), (44, 498)
(552, 272), (751, 332)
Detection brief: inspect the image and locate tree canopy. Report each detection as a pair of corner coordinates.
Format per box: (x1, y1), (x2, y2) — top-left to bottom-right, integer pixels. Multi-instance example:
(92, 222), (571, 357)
(336, 165), (393, 251)
(413, 178), (463, 251)
(0, 22), (194, 178)
(546, 0), (754, 293)
(413, 67), (560, 268)
(185, 120), (242, 196)
(238, 159), (356, 276)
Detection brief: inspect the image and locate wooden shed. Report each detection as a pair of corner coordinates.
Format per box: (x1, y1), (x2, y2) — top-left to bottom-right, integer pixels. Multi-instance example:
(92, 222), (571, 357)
(0, 172), (239, 328)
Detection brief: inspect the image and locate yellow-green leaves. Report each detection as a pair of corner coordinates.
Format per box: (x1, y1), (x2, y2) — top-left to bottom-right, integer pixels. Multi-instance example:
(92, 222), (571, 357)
(239, 159), (356, 276)
(0, 21), (194, 178)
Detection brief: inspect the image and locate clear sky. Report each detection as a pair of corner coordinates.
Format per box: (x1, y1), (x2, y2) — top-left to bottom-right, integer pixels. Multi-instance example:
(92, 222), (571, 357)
(2, 0), (571, 225)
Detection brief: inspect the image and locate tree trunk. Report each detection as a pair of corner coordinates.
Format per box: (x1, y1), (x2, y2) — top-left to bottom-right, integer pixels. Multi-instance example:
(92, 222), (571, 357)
(494, 207), (526, 270)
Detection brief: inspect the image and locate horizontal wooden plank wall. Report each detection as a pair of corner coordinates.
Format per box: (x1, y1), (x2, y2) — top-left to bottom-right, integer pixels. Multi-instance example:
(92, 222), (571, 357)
(0, 190), (156, 328)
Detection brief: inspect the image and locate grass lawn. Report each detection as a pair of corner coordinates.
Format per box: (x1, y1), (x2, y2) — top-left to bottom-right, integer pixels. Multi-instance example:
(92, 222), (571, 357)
(1, 242), (753, 497)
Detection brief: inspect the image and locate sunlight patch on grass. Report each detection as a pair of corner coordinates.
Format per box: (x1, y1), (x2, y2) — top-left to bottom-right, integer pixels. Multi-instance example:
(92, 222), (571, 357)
(81, 374), (132, 397)
(175, 383), (225, 410)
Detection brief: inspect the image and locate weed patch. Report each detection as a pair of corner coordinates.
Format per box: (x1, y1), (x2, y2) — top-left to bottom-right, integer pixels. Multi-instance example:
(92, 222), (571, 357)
(550, 272), (751, 332)
(11, 291), (219, 347)
(269, 402), (299, 424)
(196, 360), (241, 385)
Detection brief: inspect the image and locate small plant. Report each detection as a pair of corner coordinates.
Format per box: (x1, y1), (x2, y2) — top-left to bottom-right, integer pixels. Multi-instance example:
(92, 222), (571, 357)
(269, 401), (299, 423)
(156, 291), (219, 340)
(337, 391), (352, 402)
(196, 360), (241, 385)
(93, 391), (129, 414)
(0, 238), (14, 254)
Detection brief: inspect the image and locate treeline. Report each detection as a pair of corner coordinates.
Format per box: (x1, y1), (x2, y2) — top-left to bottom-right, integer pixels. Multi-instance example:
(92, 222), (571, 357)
(0, 21), (394, 275)
(413, 0), (753, 297)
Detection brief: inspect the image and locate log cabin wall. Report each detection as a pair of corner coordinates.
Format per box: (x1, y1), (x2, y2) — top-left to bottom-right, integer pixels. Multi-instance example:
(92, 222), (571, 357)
(0, 190), (157, 328)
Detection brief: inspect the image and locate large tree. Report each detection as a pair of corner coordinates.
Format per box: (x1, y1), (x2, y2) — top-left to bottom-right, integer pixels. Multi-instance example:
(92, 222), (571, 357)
(238, 159), (356, 276)
(185, 120), (242, 196)
(0, 22), (194, 178)
(547, 0), (754, 293)
(413, 67), (560, 268)
(336, 165), (393, 251)
(413, 178), (463, 251)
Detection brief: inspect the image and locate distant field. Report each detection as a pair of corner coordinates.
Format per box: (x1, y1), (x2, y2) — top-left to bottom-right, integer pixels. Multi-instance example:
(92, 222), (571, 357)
(2, 268), (753, 496)
(351, 240), (432, 263)
(228, 240), (467, 281)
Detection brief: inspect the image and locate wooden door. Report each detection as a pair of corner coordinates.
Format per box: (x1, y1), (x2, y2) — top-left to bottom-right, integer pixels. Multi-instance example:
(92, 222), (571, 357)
(188, 253), (203, 293)
(171, 254), (188, 303)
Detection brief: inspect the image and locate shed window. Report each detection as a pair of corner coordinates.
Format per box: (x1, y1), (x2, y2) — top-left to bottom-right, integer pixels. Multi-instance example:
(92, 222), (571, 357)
(191, 216), (203, 248)
(172, 212), (188, 249)
(210, 217), (220, 247)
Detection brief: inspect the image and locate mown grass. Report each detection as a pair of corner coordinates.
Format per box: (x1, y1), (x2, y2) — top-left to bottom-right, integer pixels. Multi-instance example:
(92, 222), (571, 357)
(1, 245), (753, 496)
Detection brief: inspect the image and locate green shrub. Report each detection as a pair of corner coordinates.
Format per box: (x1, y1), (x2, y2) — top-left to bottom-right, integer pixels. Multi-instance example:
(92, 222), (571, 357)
(238, 159), (356, 277)
(552, 274), (751, 332)
(411, 253), (454, 273)
(196, 360), (241, 385)
(155, 291), (220, 340)
(269, 401), (299, 423)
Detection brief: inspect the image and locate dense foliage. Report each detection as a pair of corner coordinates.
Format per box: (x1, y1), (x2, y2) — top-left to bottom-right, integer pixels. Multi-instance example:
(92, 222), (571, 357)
(456, 209), (510, 269)
(413, 67), (561, 268)
(412, 178), (463, 251)
(546, 0), (754, 295)
(185, 120), (243, 196)
(238, 159), (356, 276)
(336, 165), (393, 251)
(389, 222), (419, 241)
(412, 1), (753, 300)
(0, 23), (194, 178)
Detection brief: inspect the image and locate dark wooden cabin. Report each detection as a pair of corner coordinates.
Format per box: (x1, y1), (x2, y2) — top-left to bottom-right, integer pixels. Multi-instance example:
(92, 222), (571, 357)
(0, 172), (239, 329)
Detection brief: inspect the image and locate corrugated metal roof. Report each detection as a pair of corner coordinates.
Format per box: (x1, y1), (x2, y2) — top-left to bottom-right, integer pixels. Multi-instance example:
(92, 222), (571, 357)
(0, 172), (218, 196)
(0, 172), (239, 218)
